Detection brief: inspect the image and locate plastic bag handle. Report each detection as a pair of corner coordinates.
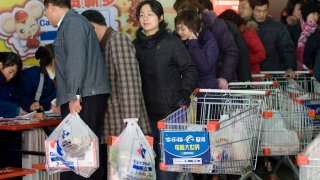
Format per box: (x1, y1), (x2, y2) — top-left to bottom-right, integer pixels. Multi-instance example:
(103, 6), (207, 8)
(123, 118), (138, 124)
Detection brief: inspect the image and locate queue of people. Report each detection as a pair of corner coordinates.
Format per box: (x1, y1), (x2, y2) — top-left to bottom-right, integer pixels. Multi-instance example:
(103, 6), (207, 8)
(1, 0), (320, 179)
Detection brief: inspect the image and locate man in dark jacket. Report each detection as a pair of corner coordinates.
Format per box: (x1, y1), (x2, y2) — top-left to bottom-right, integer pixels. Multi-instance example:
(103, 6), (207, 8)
(250, 0), (297, 77)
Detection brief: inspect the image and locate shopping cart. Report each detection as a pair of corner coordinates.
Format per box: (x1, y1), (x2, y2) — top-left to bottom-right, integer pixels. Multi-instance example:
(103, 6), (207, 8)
(297, 133), (320, 180)
(252, 71), (317, 93)
(280, 76), (320, 138)
(228, 81), (315, 179)
(157, 89), (269, 179)
(253, 72), (320, 137)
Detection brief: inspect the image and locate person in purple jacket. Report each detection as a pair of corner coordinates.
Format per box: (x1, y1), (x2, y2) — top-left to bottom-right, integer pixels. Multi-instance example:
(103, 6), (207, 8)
(174, 0), (239, 89)
(175, 9), (219, 89)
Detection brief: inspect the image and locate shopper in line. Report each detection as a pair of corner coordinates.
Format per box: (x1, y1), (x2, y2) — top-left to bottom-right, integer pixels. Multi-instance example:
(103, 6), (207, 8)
(43, 0), (111, 179)
(82, 9), (152, 176)
(134, 1), (198, 179)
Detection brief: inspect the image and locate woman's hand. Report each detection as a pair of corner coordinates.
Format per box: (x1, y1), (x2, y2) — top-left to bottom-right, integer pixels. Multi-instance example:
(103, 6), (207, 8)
(30, 102), (43, 112)
(217, 78), (229, 89)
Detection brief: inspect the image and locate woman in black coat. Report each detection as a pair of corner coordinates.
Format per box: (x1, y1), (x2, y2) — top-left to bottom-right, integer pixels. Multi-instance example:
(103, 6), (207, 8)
(134, 1), (198, 179)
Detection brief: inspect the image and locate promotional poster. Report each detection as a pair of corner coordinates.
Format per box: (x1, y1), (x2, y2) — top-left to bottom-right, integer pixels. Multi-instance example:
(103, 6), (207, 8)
(0, 0), (237, 66)
(0, 0), (176, 65)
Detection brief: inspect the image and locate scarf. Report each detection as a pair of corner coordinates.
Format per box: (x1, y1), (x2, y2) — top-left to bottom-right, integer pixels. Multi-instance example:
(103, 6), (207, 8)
(136, 24), (168, 49)
(296, 18), (317, 70)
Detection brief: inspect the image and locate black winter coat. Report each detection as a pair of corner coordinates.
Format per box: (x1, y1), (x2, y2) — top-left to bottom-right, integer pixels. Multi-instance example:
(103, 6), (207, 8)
(225, 21), (251, 81)
(134, 27), (198, 116)
(256, 17), (297, 71)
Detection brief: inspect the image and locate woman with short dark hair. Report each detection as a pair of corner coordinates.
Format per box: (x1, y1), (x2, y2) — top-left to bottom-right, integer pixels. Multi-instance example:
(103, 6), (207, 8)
(175, 9), (219, 89)
(0, 52), (24, 117)
(134, 1), (198, 179)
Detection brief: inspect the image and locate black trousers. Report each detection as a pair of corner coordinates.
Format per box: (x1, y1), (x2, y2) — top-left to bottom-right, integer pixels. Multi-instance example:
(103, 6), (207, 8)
(60, 94), (108, 180)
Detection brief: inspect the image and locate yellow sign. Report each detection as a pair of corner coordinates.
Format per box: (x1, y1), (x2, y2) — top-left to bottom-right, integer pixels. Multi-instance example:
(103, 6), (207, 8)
(0, 0), (175, 66)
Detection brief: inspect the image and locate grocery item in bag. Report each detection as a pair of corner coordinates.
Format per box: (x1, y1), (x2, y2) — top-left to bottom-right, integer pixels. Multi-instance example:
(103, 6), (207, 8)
(260, 112), (299, 154)
(109, 118), (156, 180)
(45, 113), (99, 178)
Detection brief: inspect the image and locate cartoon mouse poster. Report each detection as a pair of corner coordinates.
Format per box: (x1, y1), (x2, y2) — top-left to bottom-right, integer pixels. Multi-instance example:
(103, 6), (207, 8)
(0, 0), (43, 60)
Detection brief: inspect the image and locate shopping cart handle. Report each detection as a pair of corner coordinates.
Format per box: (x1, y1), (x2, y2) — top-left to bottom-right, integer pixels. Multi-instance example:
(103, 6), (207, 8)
(260, 70), (312, 75)
(252, 74), (271, 78)
(229, 81), (278, 86)
(194, 88), (271, 96)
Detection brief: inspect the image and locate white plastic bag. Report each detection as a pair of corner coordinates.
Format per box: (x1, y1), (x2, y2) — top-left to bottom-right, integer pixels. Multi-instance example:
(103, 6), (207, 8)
(45, 113), (99, 178)
(287, 79), (304, 92)
(230, 115), (251, 167)
(108, 118), (156, 180)
(287, 79), (305, 98)
(212, 110), (251, 172)
(260, 112), (299, 154)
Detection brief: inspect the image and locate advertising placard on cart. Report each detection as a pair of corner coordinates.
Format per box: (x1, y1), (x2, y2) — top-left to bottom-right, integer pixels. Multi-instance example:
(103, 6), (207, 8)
(163, 131), (210, 165)
(304, 100), (320, 128)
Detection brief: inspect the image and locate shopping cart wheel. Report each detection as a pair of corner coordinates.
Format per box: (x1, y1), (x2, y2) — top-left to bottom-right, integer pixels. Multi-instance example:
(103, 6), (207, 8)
(269, 174), (278, 180)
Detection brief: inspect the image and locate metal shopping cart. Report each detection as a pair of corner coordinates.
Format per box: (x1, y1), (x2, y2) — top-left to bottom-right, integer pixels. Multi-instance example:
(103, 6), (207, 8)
(297, 133), (320, 180)
(157, 89), (269, 180)
(253, 72), (320, 137)
(252, 71), (316, 93)
(228, 81), (315, 179)
(229, 81), (315, 155)
(280, 76), (320, 138)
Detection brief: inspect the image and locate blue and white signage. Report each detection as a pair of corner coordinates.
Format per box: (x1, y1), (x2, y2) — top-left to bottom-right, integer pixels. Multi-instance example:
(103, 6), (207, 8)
(163, 131), (210, 165)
